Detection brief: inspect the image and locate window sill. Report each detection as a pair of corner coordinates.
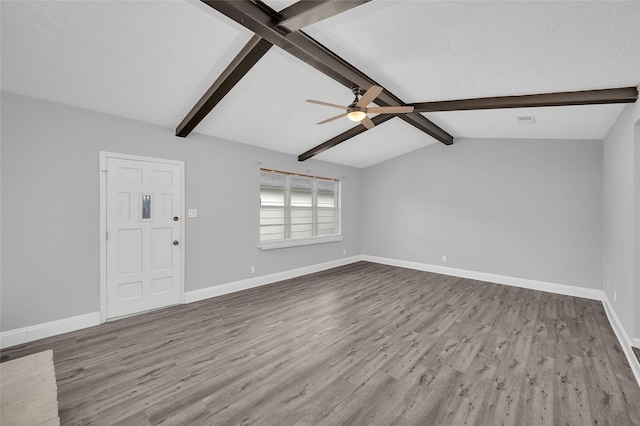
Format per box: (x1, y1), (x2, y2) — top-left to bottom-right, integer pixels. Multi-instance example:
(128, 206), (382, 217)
(258, 235), (343, 251)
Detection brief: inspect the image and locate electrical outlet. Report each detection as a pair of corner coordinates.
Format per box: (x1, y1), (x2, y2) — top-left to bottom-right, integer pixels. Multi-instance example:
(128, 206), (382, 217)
(606, 280), (610, 289)
(614, 290), (617, 302)
(343, 249), (346, 255)
(442, 255), (447, 262)
(250, 266), (255, 274)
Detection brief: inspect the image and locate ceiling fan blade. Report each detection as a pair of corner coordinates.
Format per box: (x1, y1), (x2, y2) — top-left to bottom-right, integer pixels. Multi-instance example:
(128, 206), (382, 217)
(356, 85), (384, 107)
(317, 112), (349, 125)
(361, 116), (375, 129)
(306, 99), (348, 110)
(367, 106), (414, 114)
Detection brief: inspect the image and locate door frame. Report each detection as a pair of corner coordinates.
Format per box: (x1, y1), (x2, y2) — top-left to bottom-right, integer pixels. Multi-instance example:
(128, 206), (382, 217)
(99, 151), (186, 323)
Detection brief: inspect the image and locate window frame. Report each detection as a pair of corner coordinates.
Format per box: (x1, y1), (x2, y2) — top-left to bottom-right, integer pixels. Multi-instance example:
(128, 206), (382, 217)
(258, 168), (342, 250)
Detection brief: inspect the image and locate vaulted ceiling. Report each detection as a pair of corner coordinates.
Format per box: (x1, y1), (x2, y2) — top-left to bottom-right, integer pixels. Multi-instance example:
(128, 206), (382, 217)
(2, 1), (639, 168)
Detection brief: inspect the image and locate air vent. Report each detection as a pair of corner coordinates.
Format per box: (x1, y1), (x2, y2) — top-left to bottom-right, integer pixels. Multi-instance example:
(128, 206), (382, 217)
(516, 115), (536, 124)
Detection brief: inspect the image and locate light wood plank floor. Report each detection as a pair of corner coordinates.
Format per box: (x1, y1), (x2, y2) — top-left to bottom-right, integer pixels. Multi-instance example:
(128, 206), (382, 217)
(2, 262), (639, 425)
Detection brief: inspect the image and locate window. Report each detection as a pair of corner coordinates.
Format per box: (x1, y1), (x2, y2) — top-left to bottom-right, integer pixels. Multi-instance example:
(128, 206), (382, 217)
(259, 169), (341, 249)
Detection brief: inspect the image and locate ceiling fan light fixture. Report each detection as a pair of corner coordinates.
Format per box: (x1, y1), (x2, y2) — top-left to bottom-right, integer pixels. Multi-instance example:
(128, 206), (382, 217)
(347, 110), (367, 122)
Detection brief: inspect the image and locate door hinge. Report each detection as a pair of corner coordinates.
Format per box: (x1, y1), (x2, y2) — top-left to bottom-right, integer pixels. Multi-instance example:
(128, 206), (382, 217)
(105, 231), (109, 241)
(101, 169), (110, 180)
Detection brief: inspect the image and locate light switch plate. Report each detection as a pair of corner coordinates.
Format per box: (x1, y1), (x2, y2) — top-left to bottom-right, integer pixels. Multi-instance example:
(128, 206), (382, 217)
(188, 209), (198, 218)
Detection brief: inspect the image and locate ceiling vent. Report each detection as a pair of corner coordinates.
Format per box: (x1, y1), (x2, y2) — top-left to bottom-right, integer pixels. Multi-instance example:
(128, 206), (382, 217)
(516, 115), (536, 124)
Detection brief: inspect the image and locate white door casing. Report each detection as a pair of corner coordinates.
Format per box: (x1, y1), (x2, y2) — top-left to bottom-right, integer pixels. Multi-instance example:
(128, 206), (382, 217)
(100, 152), (185, 321)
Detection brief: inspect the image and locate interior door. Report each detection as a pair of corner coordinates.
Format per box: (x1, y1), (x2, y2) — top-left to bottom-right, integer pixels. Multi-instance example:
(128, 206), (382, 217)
(105, 157), (183, 319)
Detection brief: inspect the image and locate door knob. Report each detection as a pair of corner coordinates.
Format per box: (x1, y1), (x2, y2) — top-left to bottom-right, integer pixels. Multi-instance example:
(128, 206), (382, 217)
(173, 240), (179, 246)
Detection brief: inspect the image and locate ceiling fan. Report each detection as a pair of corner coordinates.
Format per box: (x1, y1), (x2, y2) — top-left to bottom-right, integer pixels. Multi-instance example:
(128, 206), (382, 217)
(183, 1), (639, 162)
(306, 85), (414, 129)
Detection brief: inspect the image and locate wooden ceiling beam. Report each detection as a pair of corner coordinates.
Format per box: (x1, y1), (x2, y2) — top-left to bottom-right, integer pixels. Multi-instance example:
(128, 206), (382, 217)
(411, 86), (638, 113)
(177, 0), (370, 138)
(298, 115), (395, 162)
(176, 35), (271, 137)
(278, 1), (371, 32)
(202, 1), (355, 87)
(298, 85), (638, 161)
(202, 0), (453, 148)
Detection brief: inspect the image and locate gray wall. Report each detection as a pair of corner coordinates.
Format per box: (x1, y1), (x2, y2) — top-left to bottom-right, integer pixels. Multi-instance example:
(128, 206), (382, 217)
(361, 138), (603, 289)
(3, 89), (636, 343)
(0, 92), (362, 331)
(603, 101), (640, 341)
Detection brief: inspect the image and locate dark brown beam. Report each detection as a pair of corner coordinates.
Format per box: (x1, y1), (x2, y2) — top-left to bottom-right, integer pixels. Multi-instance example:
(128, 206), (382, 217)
(278, 0), (371, 32)
(202, 0), (453, 146)
(410, 86), (639, 113)
(298, 115), (395, 162)
(176, 35), (272, 137)
(178, 1), (369, 138)
(202, 1), (353, 86)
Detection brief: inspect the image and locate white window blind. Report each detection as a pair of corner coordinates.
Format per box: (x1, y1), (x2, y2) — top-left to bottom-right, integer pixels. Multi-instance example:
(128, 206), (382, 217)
(259, 172), (285, 242)
(259, 169), (340, 246)
(317, 179), (337, 236)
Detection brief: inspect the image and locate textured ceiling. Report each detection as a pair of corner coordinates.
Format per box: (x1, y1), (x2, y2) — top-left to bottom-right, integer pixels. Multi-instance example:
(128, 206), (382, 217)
(2, 1), (639, 168)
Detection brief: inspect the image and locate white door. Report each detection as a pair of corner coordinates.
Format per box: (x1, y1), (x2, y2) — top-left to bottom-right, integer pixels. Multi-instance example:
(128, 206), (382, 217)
(104, 156), (183, 319)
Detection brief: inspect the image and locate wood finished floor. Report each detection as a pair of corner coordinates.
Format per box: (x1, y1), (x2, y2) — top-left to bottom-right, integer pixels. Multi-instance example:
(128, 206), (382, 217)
(2, 261), (640, 425)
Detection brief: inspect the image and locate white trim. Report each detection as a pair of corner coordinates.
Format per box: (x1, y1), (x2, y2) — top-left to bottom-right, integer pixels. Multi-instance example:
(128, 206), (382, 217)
(258, 235), (343, 251)
(0, 312), (100, 349)
(1, 255), (638, 389)
(185, 255), (362, 303)
(99, 152), (186, 323)
(0, 256), (362, 348)
(361, 255), (602, 300)
(602, 294), (640, 387)
(99, 153), (107, 323)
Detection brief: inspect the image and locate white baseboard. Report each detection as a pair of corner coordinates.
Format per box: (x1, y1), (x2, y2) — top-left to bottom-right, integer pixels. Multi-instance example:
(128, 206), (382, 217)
(2, 255), (638, 390)
(602, 294), (640, 387)
(0, 257), (363, 349)
(0, 312), (100, 349)
(361, 255), (603, 300)
(185, 255), (364, 303)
